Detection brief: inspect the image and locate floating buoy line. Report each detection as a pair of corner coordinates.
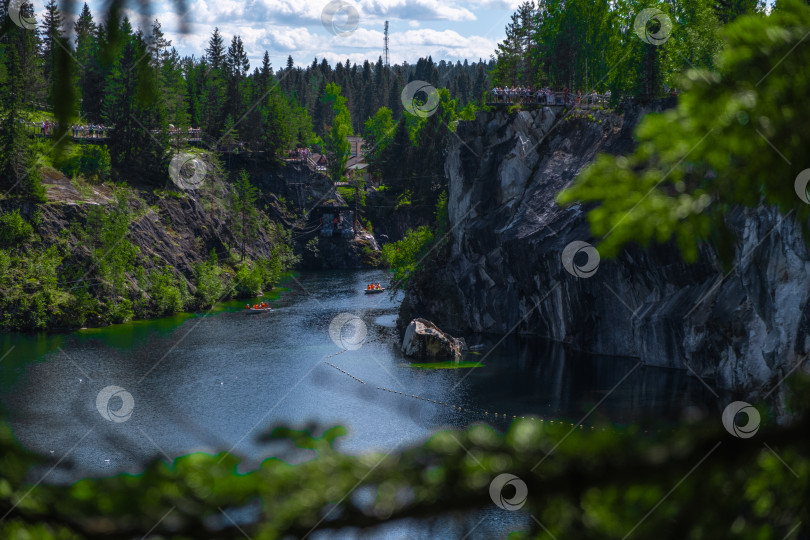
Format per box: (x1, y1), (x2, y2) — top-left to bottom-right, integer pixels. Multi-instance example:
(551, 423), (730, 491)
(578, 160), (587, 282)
(321, 361), (630, 433)
(322, 336), (672, 435)
(325, 361), (365, 384)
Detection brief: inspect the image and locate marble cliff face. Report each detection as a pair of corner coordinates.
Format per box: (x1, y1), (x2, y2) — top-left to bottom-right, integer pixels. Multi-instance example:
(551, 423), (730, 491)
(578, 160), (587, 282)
(400, 104), (810, 403)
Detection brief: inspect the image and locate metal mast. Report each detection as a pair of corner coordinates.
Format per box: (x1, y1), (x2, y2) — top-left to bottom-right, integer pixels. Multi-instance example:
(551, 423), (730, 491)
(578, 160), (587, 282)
(383, 21), (390, 67)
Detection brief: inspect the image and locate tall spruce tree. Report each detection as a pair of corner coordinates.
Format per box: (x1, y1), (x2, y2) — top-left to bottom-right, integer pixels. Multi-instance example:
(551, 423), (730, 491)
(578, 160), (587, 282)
(0, 2), (46, 201)
(39, 0), (63, 86)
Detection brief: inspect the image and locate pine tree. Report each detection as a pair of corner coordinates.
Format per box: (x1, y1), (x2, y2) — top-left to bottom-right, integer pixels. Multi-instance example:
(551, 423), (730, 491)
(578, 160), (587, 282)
(224, 35), (249, 125)
(205, 28), (225, 71)
(230, 170), (259, 261)
(103, 21), (168, 181)
(0, 3), (46, 201)
(492, 1), (536, 86)
(147, 19), (171, 69)
(40, 0), (63, 85)
(74, 3), (99, 119)
(258, 51), (272, 95)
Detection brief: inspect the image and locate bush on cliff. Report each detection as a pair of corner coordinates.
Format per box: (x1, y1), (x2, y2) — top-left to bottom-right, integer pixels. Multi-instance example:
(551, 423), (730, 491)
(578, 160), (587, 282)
(232, 255), (283, 298)
(134, 266), (187, 317)
(0, 209), (34, 247)
(194, 251), (225, 309)
(381, 226), (435, 286)
(58, 144), (112, 183)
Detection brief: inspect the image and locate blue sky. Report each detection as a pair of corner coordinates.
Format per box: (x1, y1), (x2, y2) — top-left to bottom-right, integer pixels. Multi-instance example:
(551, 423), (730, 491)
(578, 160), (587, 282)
(34, 0), (522, 69)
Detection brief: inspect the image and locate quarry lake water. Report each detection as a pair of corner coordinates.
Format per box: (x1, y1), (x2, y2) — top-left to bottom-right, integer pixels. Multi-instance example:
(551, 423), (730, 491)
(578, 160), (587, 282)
(0, 269), (726, 538)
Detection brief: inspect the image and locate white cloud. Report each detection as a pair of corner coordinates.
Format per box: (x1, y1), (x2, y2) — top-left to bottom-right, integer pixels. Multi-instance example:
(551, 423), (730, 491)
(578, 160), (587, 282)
(72, 0), (511, 67)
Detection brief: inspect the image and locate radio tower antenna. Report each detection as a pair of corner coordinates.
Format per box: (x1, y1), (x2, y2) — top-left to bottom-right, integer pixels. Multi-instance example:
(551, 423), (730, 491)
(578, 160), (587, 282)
(383, 21), (390, 67)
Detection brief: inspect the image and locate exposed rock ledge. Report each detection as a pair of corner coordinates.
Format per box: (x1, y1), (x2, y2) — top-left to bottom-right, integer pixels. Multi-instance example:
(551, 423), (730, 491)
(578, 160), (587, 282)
(399, 104), (810, 404)
(402, 318), (467, 359)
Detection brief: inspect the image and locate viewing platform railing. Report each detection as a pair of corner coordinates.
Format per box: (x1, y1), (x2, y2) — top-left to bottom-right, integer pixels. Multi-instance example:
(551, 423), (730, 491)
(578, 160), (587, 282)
(25, 122), (207, 145)
(486, 91), (611, 108)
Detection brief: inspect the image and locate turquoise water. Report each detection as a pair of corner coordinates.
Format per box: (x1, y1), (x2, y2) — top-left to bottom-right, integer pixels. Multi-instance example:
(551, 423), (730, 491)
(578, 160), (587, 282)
(0, 269), (724, 538)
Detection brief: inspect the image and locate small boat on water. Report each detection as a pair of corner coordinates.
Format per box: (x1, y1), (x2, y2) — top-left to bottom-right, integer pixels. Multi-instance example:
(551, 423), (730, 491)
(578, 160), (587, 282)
(244, 302), (272, 313)
(364, 288), (385, 294)
(245, 307), (272, 313)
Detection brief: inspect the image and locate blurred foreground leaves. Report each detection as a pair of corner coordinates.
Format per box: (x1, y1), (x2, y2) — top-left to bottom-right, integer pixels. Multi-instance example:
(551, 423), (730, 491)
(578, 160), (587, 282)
(1, 377), (808, 539)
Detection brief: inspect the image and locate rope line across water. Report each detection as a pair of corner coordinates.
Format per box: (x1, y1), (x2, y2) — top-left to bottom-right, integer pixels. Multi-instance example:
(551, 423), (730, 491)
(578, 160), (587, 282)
(321, 361), (610, 432)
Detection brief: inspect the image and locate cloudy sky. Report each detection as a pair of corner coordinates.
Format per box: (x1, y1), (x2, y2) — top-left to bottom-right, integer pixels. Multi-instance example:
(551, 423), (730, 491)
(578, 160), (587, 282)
(37, 0), (522, 69)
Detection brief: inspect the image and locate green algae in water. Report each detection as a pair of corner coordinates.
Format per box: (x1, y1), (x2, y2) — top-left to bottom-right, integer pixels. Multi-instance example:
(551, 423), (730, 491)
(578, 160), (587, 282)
(410, 361), (484, 369)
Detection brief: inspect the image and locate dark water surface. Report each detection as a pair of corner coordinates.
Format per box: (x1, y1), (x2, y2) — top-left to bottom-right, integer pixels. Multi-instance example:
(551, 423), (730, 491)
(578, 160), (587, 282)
(0, 269), (724, 538)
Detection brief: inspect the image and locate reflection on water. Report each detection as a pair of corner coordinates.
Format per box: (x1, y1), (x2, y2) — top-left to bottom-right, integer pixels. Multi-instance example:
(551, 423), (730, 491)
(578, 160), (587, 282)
(0, 270), (726, 539)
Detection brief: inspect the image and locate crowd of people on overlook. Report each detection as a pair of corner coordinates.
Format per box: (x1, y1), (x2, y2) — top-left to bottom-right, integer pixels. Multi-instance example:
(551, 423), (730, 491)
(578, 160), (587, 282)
(289, 147), (312, 160)
(490, 85), (679, 105)
(169, 126), (203, 140)
(27, 120), (110, 139)
(70, 123), (109, 139)
(28, 121), (209, 142)
(489, 86), (611, 106)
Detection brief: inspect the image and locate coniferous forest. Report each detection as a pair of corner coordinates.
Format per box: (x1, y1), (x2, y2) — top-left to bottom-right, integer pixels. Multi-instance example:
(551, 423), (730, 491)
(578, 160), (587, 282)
(2, 0), (810, 539)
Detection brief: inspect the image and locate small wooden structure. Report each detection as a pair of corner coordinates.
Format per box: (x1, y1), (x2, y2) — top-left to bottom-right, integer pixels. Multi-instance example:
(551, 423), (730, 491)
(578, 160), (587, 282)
(315, 206), (356, 238)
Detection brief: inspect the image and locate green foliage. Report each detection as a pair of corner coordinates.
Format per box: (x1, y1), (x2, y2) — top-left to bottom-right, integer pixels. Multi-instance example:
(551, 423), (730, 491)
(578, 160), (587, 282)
(381, 226), (435, 285)
(305, 237), (320, 258)
(59, 144), (112, 182)
(337, 185), (356, 203)
(395, 190), (413, 210)
(102, 21), (169, 183)
(0, 6), (48, 202)
(194, 250), (225, 308)
(0, 209), (34, 247)
(372, 88), (461, 209)
(362, 106), (396, 166)
(491, 0), (744, 100)
(229, 170), (259, 261)
(457, 101), (479, 122)
(1, 375), (808, 539)
(323, 82), (353, 183)
(0, 243), (73, 330)
(558, 1), (810, 263)
(435, 190), (449, 235)
(265, 221), (301, 270)
(136, 266), (186, 317)
(0, 250), (10, 285)
(0, 174), (297, 331)
(233, 257), (280, 297)
(87, 190), (140, 322)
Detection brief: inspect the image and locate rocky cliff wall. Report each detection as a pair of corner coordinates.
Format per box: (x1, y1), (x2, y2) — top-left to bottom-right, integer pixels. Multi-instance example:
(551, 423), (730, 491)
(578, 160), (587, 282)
(400, 104), (810, 401)
(28, 160), (376, 281)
